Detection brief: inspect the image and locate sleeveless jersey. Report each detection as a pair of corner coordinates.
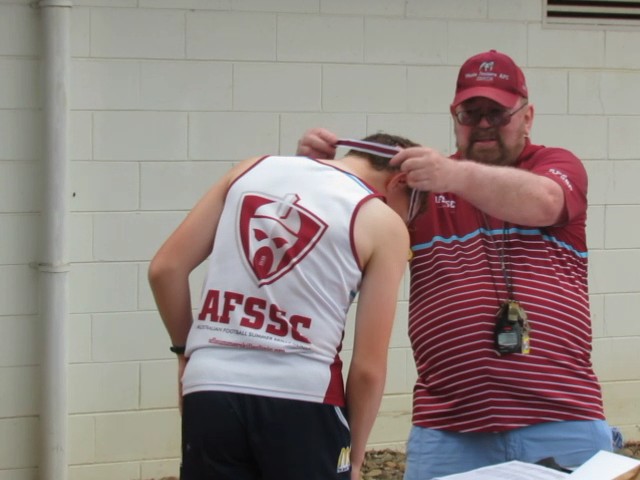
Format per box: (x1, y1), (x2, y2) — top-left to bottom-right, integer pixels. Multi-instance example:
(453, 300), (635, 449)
(409, 141), (606, 432)
(182, 156), (380, 407)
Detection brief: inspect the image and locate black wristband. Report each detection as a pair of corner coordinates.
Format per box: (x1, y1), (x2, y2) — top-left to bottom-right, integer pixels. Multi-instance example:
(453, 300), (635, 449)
(169, 345), (186, 355)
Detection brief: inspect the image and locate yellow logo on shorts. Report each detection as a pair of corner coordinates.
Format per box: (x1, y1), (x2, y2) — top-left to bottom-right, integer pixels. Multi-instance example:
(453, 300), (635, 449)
(337, 446), (351, 473)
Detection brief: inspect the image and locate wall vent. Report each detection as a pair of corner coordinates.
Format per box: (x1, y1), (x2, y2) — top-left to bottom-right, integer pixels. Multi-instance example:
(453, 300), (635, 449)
(545, 0), (640, 27)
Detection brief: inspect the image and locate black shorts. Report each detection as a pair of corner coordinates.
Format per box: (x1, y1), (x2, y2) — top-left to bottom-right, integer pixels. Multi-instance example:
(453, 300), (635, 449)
(181, 391), (352, 480)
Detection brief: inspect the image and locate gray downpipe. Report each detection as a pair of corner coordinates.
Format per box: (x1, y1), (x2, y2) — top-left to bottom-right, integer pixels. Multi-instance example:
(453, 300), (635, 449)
(37, 1), (72, 479)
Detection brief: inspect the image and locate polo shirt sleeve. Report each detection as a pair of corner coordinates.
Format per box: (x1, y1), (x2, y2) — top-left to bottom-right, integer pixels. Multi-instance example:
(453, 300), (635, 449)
(527, 148), (588, 225)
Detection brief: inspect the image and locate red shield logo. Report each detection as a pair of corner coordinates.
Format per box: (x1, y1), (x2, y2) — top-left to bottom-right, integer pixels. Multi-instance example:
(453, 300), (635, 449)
(239, 193), (327, 286)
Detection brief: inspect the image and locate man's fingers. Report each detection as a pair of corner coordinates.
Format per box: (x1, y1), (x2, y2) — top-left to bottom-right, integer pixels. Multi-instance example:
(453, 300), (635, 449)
(297, 128), (338, 158)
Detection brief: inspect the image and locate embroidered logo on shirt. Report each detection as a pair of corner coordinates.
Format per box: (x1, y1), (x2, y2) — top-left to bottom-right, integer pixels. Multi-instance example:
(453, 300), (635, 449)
(239, 193), (328, 286)
(435, 194), (456, 209)
(548, 168), (574, 191)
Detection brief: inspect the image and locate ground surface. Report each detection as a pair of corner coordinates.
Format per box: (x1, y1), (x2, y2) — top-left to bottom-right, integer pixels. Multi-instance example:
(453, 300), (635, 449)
(150, 441), (640, 480)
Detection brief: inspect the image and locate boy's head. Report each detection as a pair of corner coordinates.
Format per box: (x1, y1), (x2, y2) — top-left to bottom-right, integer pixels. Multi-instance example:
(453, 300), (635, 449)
(346, 133), (419, 171)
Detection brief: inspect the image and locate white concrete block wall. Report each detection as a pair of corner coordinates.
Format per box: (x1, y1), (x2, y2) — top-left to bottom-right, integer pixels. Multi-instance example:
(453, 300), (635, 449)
(1, 0), (640, 477)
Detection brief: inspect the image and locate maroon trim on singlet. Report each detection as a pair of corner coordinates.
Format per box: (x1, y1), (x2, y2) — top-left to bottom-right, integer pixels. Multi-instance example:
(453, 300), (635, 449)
(349, 194), (384, 271)
(227, 155), (270, 191)
(324, 333), (346, 406)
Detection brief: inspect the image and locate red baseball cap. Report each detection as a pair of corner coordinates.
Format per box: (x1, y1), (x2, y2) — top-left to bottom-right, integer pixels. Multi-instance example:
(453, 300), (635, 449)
(452, 50), (528, 108)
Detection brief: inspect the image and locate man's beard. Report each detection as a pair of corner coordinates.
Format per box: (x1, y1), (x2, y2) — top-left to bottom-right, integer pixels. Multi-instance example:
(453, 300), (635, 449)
(462, 129), (511, 166)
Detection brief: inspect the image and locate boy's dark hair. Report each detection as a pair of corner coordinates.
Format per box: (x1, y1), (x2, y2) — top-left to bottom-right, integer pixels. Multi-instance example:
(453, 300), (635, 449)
(347, 132), (419, 171)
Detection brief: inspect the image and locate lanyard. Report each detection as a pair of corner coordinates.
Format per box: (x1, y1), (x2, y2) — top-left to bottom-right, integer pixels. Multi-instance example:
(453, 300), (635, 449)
(335, 138), (401, 158)
(482, 213), (515, 301)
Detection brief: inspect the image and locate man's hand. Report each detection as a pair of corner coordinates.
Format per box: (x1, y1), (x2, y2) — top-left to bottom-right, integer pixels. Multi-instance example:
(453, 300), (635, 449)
(296, 127), (338, 159)
(390, 146), (459, 193)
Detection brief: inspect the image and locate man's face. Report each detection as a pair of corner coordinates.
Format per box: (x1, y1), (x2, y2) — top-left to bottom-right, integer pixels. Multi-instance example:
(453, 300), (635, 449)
(453, 97), (531, 166)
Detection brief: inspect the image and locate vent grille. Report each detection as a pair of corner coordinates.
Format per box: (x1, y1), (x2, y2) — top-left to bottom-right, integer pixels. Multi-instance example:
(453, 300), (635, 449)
(545, 0), (640, 27)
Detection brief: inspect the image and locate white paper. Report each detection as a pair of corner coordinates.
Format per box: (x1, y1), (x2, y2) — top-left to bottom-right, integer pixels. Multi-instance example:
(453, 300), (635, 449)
(569, 450), (640, 479)
(433, 460), (570, 480)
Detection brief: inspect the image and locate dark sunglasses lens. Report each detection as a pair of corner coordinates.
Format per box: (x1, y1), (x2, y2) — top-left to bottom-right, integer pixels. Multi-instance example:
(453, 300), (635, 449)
(456, 111), (476, 126)
(487, 111), (509, 127)
(457, 109), (509, 127)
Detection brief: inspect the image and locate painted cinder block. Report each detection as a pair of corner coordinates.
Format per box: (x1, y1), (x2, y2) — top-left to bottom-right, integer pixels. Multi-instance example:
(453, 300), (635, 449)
(0, 215), (39, 264)
(0, 266), (37, 316)
(407, 0), (487, 19)
(603, 293), (640, 337)
(69, 263), (138, 314)
(91, 8), (185, 59)
(0, 111), (42, 161)
(92, 312), (172, 362)
(529, 23), (605, 69)
(589, 250), (640, 295)
(322, 64), (407, 113)
(365, 18), (447, 65)
(0, 366), (39, 418)
(141, 162), (233, 210)
(186, 11), (276, 61)
(233, 63), (322, 112)
(0, 316), (38, 368)
(593, 337), (640, 382)
(140, 61), (232, 111)
(71, 60), (140, 110)
(447, 22), (526, 66)
(0, 59), (40, 109)
(0, 417), (38, 469)
(606, 31), (640, 69)
(188, 112), (279, 160)
(141, 459), (181, 480)
(277, 14), (363, 63)
(94, 410), (180, 462)
(69, 362), (140, 413)
(321, 0), (405, 16)
(533, 115), (607, 160)
(570, 71), (640, 115)
(94, 111), (188, 161)
(0, 4), (38, 57)
(140, 360), (178, 409)
(69, 462), (140, 480)
(488, 0), (542, 21)
(0, 162), (41, 213)
(71, 162), (139, 212)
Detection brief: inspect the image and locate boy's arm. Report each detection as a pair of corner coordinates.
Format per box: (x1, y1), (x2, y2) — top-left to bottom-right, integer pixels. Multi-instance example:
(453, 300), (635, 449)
(147, 156), (261, 349)
(346, 201), (410, 478)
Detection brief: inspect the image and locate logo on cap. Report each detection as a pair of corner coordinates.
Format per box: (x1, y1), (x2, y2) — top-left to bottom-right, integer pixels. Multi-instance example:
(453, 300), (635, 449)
(479, 61), (494, 72)
(452, 50), (527, 107)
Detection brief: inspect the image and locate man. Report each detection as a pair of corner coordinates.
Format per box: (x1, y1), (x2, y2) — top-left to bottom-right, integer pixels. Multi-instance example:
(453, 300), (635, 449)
(148, 133), (424, 480)
(297, 50), (611, 479)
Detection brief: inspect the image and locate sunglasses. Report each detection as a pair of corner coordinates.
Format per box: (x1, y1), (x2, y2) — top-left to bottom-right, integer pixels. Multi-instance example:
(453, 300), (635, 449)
(454, 102), (528, 128)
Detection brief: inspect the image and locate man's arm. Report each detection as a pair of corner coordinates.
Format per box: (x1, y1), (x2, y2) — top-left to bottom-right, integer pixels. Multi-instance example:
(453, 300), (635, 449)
(347, 200), (410, 479)
(391, 146), (566, 226)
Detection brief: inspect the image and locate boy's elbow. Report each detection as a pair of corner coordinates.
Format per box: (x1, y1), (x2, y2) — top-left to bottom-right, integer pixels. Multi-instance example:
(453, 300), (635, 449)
(349, 359), (387, 386)
(148, 253), (176, 287)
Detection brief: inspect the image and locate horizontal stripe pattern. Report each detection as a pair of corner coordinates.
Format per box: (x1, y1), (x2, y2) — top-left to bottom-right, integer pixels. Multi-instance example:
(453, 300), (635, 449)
(409, 224), (604, 432)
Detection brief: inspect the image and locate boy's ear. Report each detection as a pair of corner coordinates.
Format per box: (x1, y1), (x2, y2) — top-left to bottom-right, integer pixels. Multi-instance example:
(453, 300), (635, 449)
(387, 172), (408, 191)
